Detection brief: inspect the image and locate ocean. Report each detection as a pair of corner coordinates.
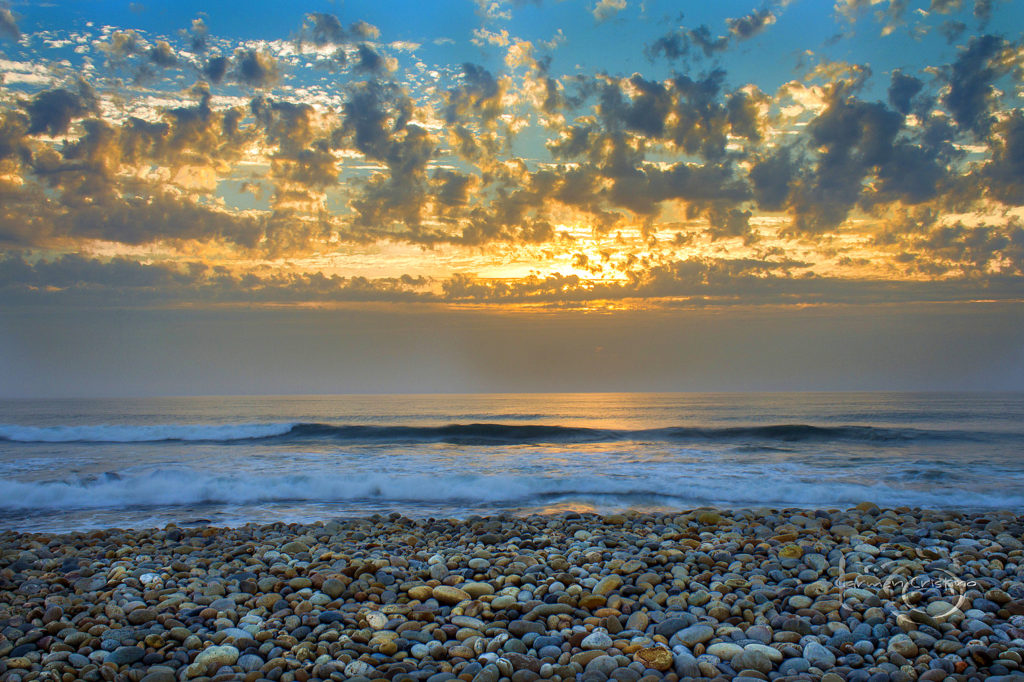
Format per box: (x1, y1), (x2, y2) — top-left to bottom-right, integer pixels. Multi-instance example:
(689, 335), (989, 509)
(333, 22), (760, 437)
(0, 392), (1022, 533)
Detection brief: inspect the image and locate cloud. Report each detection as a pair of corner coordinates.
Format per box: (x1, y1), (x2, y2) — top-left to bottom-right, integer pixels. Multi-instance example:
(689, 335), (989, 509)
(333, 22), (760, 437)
(726, 89), (765, 141)
(233, 49), (281, 88)
(982, 110), (1024, 205)
(354, 43), (394, 74)
(592, 0), (626, 22)
(887, 69), (923, 115)
(300, 13), (381, 46)
(750, 147), (800, 211)
(942, 34), (1007, 135)
(148, 40), (178, 67)
(99, 29), (143, 64)
(0, 253), (433, 306)
(303, 12), (347, 45)
(445, 63), (504, 125)
(0, 5), (18, 40)
(648, 7), (779, 63)
(184, 17), (209, 52)
(726, 8), (776, 40)
(0, 0), (1022, 313)
(647, 25), (729, 61)
(24, 82), (99, 136)
(203, 55), (229, 83)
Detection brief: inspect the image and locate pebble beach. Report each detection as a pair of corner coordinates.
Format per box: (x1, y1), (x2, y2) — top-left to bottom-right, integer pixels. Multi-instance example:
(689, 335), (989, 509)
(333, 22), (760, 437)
(2, 505), (1023, 682)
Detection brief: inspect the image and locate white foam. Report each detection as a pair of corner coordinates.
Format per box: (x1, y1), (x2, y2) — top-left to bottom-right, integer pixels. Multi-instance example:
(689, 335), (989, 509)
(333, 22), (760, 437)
(0, 468), (1020, 512)
(0, 423), (298, 443)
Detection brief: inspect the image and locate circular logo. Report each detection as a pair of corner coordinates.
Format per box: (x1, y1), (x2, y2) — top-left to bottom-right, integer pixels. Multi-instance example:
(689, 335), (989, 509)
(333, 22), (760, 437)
(835, 547), (974, 620)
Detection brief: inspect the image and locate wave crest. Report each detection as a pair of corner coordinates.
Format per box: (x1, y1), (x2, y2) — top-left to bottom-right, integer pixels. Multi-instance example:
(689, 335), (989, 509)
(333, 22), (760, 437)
(0, 421), (991, 445)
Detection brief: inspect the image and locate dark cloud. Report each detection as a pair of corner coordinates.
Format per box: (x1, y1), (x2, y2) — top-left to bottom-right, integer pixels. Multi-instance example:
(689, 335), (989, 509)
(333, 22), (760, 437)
(304, 12), (347, 45)
(0, 254), (431, 306)
(887, 69), (923, 115)
(349, 20), (380, 39)
(873, 142), (948, 205)
(272, 144), (337, 190)
(750, 147), (800, 211)
(646, 29), (697, 61)
(973, 0), (993, 22)
(203, 55), (229, 83)
(250, 97), (318, 159)
(912, 221), (1024, 275)
(233, 49), (281, 88)
(794, 95), (903, 230)
(99, 30), (142, 63)
(339, 81), (438, 235)
(440, 256), (1024, 305)
(0, 5), (18, 40)
(431, 169), (475, 209)
(546, 122), (596, 160)
(342, 81), (414, 161)
(184, 17), (209, 52)
(983, 110), (1024, 205)
(667, 71), (729, 160)
(597, 75), (671, 137)
(940, 20), (967, 44)
(0, 111), (29, 163)
(148, 40), (178, 67)
(686, 25), (730, 57)
(355, 43), (389, 74)
(726, 90), (762, 142)
(726, 8), (775, 40)
(943, 34), (1007, 135)
(300, 13), (381, 47)
(348, 123), (435, 232)
(445, 63), (503, 124)
(24, 83), (98, 136)
(649, 13), (763, 63)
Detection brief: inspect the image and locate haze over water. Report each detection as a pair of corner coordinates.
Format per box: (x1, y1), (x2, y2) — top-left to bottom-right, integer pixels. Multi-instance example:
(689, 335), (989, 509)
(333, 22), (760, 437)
(1, 392), (1022, 533)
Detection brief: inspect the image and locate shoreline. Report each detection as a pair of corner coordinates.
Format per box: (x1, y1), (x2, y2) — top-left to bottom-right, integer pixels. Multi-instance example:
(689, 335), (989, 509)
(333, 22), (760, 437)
(1, 505), (1022, 681)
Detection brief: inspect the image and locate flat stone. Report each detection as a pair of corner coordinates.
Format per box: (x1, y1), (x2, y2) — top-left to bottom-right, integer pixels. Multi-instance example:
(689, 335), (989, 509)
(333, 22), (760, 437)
(673, 652), (701, 677)
(733, 649), (772, 674)
(887, 634), (918, 658)
(744, 643), (782, 663)
(106, 646), (146, 666)
(433, 585), (471, 605)
(581, 630), (613, 650)
(779, 544), (803, 559)
(140, 670), (176, 682)
(322, 577), (345, 598)
(803, 641), (835, 669)
(779, 657), (811, 675)
(593, 575), (623, 596)
(584, 654), (619, 676)
(655, 616), (695, 639)
(463, 581), (495, 597)
(671, 623), (714, 647)
(237, 654), (264, 672)
(127, 608), (157, 625)
(707, 642), (744, 660)
(187, 644), (239, 676)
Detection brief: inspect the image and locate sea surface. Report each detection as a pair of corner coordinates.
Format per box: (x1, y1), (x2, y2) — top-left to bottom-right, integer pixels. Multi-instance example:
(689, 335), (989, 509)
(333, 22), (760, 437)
(0, 392), (1022, 533)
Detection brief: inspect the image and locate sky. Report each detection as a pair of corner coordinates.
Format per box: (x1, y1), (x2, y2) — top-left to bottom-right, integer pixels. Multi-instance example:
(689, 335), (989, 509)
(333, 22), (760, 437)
(0, 0), (1022, 396)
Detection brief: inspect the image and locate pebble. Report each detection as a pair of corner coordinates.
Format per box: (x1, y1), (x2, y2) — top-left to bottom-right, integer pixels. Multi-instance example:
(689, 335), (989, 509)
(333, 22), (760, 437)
(804, 641), (836, 668)
(581, 629), (613, 649)
(672, 623), (715, 647)
(0, 507), (1019, 681)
